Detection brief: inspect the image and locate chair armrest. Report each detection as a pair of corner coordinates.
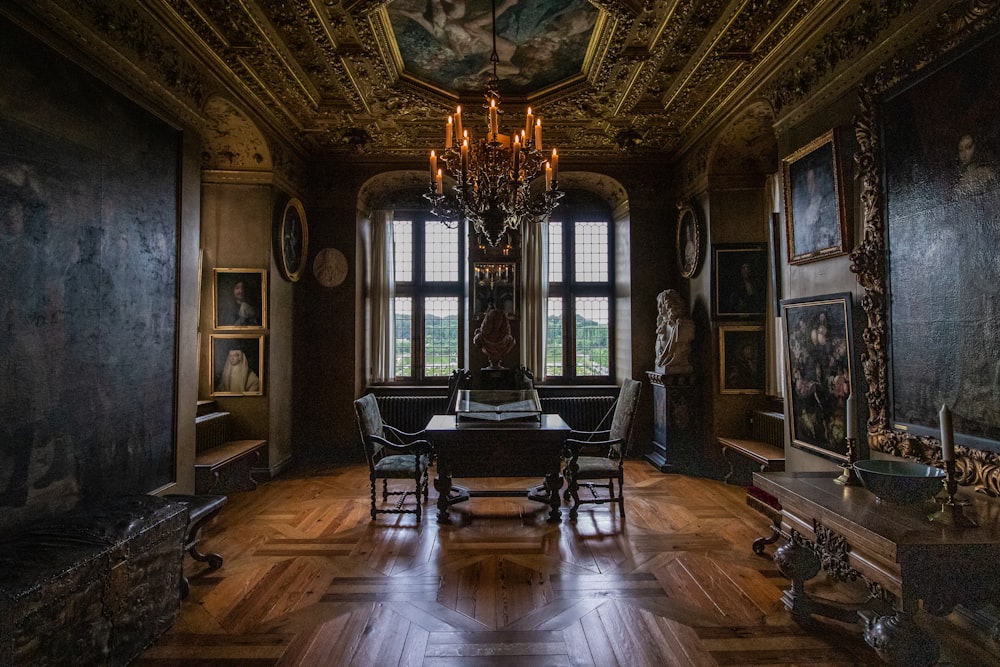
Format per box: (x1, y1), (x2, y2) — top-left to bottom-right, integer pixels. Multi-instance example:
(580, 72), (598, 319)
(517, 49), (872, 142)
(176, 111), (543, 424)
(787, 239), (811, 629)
(368, 434), (431, 455)
(563, 437), (624, 461)
(383, 424), (429, 444)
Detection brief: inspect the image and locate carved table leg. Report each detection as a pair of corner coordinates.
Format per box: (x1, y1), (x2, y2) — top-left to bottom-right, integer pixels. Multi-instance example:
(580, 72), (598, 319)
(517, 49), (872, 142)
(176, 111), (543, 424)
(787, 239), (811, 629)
(752, 523), (781, 556)
(544, 472), (562, 523)
(435, 474), (453, 524)
(862, 600), (940, 667)
(774, 540), (821, 623)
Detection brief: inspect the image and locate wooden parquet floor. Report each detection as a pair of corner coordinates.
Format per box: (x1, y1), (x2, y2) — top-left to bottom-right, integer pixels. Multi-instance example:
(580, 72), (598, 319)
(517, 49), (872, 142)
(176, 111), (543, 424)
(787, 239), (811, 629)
(137, 461), (995, 666)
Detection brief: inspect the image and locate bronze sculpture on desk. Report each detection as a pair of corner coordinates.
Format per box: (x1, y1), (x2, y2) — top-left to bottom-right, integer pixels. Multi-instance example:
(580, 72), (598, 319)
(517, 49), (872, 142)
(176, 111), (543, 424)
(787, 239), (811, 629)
(474, 303), (515, 368)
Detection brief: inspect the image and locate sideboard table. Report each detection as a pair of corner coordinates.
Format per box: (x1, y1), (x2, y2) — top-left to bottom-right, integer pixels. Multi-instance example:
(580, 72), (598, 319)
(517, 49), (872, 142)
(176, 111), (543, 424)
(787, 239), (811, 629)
(753, 470), (1000, 666)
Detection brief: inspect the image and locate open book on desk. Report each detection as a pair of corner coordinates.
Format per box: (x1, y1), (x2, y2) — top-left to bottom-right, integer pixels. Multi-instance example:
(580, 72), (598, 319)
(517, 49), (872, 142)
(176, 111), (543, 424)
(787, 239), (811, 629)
(455, 389), (542, 422)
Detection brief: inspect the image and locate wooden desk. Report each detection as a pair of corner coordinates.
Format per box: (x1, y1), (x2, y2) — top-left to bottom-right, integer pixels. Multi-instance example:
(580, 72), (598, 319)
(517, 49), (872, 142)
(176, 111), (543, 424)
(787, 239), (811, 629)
(753, 471), (1000, 666)
(425, 414), (571, 524)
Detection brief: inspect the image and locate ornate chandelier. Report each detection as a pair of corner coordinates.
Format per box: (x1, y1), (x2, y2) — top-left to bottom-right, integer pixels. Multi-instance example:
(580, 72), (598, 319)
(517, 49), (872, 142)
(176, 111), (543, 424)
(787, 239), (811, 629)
(424, 0), (562, 247)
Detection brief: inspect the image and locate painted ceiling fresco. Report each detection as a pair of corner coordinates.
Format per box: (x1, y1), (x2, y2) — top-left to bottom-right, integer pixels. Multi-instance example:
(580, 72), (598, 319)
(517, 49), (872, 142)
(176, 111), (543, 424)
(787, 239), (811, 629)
(388, 0), (597, 95)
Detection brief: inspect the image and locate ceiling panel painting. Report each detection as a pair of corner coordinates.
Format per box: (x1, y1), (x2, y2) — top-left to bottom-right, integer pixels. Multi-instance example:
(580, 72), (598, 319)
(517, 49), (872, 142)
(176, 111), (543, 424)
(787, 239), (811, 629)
(388, 0), (598, 95)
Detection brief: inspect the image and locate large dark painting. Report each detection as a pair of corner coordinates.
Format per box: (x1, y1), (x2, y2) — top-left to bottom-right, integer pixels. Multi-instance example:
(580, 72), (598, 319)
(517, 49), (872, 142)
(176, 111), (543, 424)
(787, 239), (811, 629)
(0, 17), (179, 521)
(882, 30), (1000, 449)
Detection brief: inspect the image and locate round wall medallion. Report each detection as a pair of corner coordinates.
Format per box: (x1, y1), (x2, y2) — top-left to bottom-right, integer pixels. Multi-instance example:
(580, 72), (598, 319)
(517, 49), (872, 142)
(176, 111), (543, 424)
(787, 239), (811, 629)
(313, 247), (348, 287)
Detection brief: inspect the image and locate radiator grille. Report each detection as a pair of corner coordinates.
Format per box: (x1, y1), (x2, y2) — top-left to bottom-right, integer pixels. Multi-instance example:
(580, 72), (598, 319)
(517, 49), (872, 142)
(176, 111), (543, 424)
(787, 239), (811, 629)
(540, 396), (616, 431)
(751, 410), (785, 448)
(195, 411), (231, 453)
(375, 396), (449, 433)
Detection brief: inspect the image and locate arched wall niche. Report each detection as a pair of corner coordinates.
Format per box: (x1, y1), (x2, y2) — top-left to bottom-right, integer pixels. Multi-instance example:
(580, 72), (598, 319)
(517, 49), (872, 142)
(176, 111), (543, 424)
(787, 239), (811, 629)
(201, 96), (272, 172)
(706, 101), (779, 181)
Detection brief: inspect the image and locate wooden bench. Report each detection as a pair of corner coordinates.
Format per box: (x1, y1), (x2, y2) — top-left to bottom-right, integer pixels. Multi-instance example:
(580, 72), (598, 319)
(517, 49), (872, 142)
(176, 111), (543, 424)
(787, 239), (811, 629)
(718, 437), (786, 484)
(195, 411), (267, 494)
(718, 409), (786, 486)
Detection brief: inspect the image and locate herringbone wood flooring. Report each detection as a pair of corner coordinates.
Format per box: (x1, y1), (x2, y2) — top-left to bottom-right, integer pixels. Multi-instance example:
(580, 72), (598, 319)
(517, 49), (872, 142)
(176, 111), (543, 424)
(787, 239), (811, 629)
(137, 461), (994, 666)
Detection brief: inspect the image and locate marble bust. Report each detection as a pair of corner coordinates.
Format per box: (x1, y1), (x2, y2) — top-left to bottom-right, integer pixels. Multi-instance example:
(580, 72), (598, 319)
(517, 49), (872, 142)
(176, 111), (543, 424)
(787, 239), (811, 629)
(655, 289), (694, 374)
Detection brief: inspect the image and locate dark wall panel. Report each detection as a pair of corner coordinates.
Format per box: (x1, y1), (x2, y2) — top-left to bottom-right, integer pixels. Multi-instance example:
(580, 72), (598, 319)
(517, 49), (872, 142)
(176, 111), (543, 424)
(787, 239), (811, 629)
(0, 15), (179, 528)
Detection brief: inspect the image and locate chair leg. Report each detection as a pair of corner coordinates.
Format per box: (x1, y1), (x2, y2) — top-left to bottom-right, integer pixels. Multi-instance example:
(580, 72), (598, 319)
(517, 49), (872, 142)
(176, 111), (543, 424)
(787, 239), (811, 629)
(370, 475), (377, 521)
(617, 474), (626, 518)
(414, 469), (422, 524)
(382, 479), (389, 502)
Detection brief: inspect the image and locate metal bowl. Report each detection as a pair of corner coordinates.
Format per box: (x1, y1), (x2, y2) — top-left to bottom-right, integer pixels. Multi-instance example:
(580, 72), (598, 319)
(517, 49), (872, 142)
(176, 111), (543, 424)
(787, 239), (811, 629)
(852, 459), (946, 504)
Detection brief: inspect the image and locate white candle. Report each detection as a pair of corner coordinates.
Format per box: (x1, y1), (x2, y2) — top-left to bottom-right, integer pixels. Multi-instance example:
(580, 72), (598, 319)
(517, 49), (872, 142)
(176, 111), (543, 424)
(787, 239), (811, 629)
(525, 107), (533, 138)
(551, 148), (558, 182)
(435, 168), (443, 194)
(545, 162), (552, 190)
(534, 119), (542, 150)
(446, 116), (453, 149)
(940, 404), (955, 462)
(429, 150), (437, 182)
(489, 99), (498, 140)
(455, 106), (463, 143)
(846, 394), (857, 440)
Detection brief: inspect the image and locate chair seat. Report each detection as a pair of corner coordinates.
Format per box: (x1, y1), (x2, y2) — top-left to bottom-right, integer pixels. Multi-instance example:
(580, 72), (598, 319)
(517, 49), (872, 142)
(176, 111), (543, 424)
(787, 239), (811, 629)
(373, 453), (429, 477)
(573, 456), (620, 477)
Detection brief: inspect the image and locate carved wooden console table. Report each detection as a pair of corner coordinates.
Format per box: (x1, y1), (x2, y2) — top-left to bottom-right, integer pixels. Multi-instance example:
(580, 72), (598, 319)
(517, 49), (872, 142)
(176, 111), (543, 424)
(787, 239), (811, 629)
(753, 471), (1000, 666)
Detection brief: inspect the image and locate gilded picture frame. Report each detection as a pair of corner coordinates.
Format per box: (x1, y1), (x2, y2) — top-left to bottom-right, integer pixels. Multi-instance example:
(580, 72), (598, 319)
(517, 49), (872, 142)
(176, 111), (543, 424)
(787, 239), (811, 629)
(781, 130), (850, 265)
(275, 197), (308, 282)
(213, 268), (266, 330)
(781, 292), (855, 463)
(711, 243), (768, 319)
(211, 334), (264, 396)
(719, 325), (765, 394)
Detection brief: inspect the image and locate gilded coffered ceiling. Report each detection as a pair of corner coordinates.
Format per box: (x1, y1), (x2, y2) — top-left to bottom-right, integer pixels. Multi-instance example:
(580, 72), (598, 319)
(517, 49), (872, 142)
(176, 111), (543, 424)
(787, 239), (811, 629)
(5, 0), (944, 161)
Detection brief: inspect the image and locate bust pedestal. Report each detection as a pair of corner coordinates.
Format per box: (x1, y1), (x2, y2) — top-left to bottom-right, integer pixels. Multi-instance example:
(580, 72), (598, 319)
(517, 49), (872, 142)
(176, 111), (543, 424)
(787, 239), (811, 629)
(645, 370), (696, 473)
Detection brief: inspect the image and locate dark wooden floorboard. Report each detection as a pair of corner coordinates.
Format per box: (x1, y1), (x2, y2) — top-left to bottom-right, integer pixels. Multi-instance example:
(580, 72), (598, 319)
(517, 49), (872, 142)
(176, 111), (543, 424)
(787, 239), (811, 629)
(135, 461), (998, 666)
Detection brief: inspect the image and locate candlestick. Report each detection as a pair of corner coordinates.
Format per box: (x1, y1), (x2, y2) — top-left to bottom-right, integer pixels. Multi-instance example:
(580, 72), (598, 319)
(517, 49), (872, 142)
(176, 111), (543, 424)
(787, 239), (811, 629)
(929, 459), (977, 527)
(939, 404), (954, 462)
(846, 394), (857, 440)
(834, 437), (862, 486)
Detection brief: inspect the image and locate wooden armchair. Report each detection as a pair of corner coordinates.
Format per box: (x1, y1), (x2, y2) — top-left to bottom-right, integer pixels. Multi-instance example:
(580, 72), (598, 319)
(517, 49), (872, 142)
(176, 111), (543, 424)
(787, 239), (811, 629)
(353, 393), (432, 523)
(562, 378), (642, 521)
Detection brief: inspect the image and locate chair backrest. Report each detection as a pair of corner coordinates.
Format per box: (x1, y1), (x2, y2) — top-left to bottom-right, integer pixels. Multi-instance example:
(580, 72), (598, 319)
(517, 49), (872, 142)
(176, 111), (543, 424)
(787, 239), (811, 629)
(354, 393), (386, 461)
(445, 368), (472, 414)
(609, 378), (642, 454)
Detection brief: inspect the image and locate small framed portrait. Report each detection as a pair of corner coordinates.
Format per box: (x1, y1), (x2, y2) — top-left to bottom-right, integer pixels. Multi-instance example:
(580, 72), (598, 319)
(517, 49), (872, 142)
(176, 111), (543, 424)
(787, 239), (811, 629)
(676, 202), (703, 279)
(781, 130), (850, 265)
(211, 334), (264, 396)
(214, 268), (266, 330)
(712, 243), (768, 319)
(275, 197), (309, 282)
(781, 292), (855, 463)
(719, 325), (765, 394)
(473, 262), (517, 318)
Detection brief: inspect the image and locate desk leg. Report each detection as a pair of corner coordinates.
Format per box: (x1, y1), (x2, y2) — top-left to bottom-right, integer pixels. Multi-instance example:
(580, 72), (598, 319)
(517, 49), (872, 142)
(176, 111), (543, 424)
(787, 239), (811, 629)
(435, 474), (453, 524)
(544, 473), (562, 523)
(862, 600), (940, 667)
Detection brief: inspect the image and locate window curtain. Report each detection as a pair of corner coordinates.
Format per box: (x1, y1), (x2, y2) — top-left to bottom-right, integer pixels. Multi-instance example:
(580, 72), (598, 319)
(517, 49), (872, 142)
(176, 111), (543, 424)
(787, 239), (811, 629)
(765, 173), (783, 398)
(520, 220), (548, 380)
(370, 209), (395, 383)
